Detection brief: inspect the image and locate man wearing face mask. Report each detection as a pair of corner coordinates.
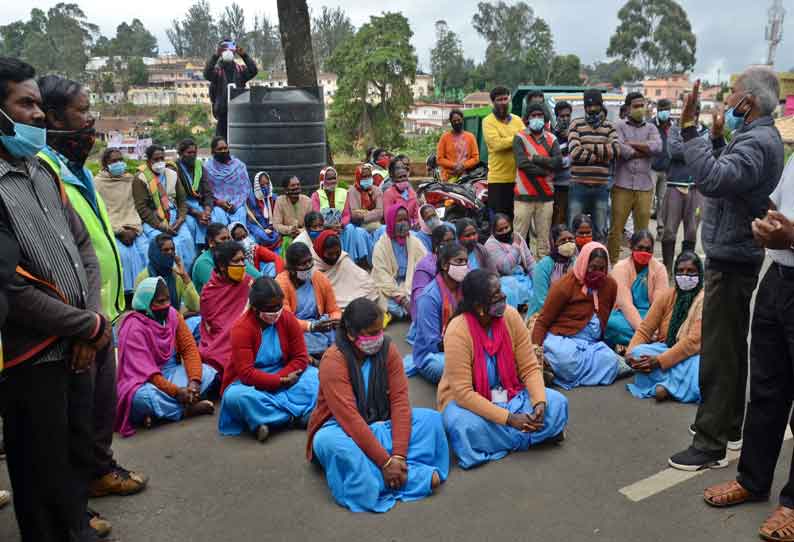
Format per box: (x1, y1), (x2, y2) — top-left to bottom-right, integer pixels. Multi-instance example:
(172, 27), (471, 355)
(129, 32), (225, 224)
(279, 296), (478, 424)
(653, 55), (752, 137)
(568, 89), (619, 243)
(650, 99), (673, 230)
(0, 57), (113, 542)
(483, 86), (525, 218)
(668, 68), (785, 472)
(38, 74), (150, 529)
(552, 101), (573, 226)
(609, 92), (662, 263)
(436, 109), (479, 181)
(513, 102), (562, 258)
(204, 39), (258, 139)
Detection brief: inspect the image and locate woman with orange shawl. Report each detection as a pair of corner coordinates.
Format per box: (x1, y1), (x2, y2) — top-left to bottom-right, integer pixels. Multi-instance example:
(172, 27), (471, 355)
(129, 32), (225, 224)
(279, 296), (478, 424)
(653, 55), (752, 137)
(198, 240), (254, 380)
(342, 164), (385, 234)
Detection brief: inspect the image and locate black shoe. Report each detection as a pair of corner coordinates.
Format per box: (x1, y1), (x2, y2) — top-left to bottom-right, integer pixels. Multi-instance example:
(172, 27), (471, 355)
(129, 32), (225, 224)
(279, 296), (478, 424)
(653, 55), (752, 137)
(668, 446), (728, 471)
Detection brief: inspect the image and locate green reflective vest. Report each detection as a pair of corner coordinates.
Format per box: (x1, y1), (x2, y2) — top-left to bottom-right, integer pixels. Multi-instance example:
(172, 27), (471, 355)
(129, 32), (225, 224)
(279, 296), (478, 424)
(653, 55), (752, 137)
(316, 187), (347, 210)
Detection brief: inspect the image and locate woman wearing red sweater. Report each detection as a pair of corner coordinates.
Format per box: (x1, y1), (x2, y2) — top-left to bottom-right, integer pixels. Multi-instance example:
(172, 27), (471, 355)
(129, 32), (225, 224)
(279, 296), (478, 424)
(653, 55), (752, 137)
(307, 298), (448, 512)
(218, 277), (318, 442)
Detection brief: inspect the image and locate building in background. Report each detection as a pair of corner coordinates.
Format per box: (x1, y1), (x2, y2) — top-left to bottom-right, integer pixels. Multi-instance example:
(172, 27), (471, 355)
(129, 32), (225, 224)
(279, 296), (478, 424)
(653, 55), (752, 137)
(462, 92), (491, 109)
(404, 102), (461, 133)
(642, 74), (691, 103)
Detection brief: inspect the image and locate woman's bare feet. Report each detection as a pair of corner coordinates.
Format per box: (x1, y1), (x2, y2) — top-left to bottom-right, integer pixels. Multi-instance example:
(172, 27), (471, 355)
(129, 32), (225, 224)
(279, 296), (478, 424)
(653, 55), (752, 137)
(142, 415), (153, 429)
(184, 400), (215, 418)
(431, 471), (441, 492)
(654, 385), (670, 402)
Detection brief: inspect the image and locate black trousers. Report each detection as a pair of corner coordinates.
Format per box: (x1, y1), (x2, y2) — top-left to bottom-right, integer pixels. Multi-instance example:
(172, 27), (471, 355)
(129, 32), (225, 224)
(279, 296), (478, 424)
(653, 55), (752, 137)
(91, 345), (116, 478)
(487, 182), (515, 221)
(737, 264), (794, 507)
(215, 113), (228, 140)
(692, 267), (758, 453)
(0, 361), (94, 542)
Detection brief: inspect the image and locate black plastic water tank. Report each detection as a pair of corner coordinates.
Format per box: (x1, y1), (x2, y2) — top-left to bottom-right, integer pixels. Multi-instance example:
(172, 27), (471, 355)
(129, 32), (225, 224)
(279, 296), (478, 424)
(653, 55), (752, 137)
(227, 85), (327, 193)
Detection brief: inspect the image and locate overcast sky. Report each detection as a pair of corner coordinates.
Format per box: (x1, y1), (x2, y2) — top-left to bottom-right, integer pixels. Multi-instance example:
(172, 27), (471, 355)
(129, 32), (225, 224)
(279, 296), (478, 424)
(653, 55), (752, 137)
(3, 0), (794, 83)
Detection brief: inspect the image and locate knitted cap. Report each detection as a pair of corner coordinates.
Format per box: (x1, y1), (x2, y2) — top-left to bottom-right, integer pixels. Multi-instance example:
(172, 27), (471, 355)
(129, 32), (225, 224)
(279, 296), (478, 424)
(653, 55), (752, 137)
(583, 89), (603, 107)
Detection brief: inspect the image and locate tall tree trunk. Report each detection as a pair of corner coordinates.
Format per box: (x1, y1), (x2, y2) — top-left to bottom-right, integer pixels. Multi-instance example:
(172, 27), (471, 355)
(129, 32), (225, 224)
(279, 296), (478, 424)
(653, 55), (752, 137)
(276, 0), (317, 87)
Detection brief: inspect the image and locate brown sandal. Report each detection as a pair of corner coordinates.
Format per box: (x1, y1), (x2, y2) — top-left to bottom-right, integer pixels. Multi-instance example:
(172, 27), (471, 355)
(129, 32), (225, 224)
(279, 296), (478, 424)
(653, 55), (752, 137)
(703, 480), (761, 507)
(760, 506), (794, 541)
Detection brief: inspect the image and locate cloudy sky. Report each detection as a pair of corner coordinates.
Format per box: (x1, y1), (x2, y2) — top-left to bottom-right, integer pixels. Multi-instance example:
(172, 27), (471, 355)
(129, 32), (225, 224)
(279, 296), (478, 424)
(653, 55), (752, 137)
(3, 0), (794, 82)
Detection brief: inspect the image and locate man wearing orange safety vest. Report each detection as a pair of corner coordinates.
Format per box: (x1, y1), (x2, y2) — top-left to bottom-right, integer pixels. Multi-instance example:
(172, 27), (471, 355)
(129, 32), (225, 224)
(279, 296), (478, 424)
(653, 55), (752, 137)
(512, 102), (562, 259)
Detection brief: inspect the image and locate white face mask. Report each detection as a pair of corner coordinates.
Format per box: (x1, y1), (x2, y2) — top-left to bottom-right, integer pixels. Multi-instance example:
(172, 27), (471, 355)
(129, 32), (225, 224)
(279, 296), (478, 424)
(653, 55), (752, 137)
(296, 268), (313, 282)
(221, 50), (234, 63)
(151, 161), (166, 174)
(557, 241), (576, 258)
(447, 263), (469, 283)
(675, 274), (700, 291)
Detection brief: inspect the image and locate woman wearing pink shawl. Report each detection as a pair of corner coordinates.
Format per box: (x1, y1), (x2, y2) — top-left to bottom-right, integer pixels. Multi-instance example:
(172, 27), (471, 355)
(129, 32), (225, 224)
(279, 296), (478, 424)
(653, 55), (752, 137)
(436, 269), (568, 469)
(115, 277), (218, 437)
(199, 240), (254, 379)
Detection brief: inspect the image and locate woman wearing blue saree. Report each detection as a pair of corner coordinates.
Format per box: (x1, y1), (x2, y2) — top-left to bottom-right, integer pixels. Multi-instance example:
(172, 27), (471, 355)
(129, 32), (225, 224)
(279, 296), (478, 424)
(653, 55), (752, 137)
(308, 298), (448, 512)
(205, 136), (250, 227)
(605, 230), (669, 348)
(245, 171), (281, 250)
(219, 277), (319, 442)
(456, 217), (493, 273)
(404, 242), (468, 383)
(174, 138), (214, 249)
(626, 251), (704, 403)
(529, 225), (577, 316)
(484, 213), (534, 312)
(414, 204), (443, 253)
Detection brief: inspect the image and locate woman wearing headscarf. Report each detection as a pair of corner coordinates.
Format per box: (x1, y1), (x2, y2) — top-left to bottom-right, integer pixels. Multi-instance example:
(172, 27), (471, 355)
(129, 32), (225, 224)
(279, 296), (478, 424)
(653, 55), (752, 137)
(605, 230), (668, 348)
(115, 277), (217, 437)
(404, 242), (468, 383)
(219, 277), (318, 442)
(626, 251), (704, 403)
(456, 218), (493, 272)
(95, 147), (149, 296)
(275, 243), (342, 359)
(438, 270), (568, 469)
(410, 225), (456, 322)
(312, 230), (379, 310)
(484, 213), (534, 312)
(371, 205), (428, 323)
(229, 221), (283, 278)
(132, 144), (197, 272)
(174, 138), (214, 249)
(199, 241), (254, 380)
(529, 225), (577, 316)
(205, 136), (251, 227)
(342, 164), (385, 236)
(532, 242), (629, 390)
(245, 171), (281, 250)
(308, 298), (448, 512)
(414, 204), (443, 253)
(382, 164), (420, 228)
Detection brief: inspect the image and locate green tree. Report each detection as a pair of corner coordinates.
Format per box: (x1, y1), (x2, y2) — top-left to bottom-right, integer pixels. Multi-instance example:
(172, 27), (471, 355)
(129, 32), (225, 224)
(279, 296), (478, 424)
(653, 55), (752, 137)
(311, 6), (355, 72)
(112, 19), (158, 57)
(607, 0), (696, 76)
(430, 20), (466, 94)
(125, 57), (149, 86)
(327, 12), (418, 152)
(100, 74), (115, 93)
(247, 15), (282, 71)
(167, 0), (219, 59)
(584, 59), (643, 87)
(218, 3), (247, 44)
(549, 54), (583, 85)
(0, 21), (28, 58)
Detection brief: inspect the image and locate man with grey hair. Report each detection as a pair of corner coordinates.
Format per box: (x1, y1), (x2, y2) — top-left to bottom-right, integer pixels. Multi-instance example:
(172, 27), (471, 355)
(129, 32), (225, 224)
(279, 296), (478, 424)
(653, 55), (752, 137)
(669, 68), (785, 471)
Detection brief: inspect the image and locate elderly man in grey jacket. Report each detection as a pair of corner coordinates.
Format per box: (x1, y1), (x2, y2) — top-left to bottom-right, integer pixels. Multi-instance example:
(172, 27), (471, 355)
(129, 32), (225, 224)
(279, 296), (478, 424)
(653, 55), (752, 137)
(668, 67), (785, 471)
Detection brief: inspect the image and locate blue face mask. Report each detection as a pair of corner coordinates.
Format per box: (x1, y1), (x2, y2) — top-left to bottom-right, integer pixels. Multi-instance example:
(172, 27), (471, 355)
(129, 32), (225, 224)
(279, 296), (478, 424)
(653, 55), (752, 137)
(725, 98), (748, 131)
(308, 230), (322, 240)
(0, 108), (47, 158)
(657, 110), (670, 122)
(359, 177), (373, 189)
(108, 161), (127, 177)
(528, 117), (545, 132)
(586, 111), (603, 128)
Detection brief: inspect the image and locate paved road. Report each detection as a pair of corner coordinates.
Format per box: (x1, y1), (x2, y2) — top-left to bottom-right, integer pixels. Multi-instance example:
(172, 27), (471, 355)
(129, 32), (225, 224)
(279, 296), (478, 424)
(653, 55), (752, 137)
(2, 226), (789, 541)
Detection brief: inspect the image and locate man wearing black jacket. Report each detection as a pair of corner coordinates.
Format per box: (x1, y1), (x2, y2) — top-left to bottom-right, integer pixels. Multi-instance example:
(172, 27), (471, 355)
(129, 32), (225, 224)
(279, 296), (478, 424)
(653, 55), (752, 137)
(203, 39), (258, 139)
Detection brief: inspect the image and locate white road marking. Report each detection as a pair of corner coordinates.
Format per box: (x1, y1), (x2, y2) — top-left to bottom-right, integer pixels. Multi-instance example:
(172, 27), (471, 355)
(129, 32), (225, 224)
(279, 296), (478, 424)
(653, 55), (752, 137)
(619, 427), (794, 503)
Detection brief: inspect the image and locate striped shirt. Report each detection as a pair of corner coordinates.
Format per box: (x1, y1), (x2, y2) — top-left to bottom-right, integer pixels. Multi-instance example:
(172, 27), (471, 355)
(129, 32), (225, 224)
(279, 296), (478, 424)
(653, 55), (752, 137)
(568, 118), (619, 185)
(0, 155), (99, 365)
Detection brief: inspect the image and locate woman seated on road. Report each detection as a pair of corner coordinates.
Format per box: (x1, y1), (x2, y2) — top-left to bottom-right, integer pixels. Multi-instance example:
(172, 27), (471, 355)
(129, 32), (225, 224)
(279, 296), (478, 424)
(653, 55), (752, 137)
(404, 242), (468, 384)
(219, 277), (318, 442)
(312, 230), (379, 310)
(230, 221), (283, 278)
(199, 241), (254, 380)
(605, 230), (668, 348)
(414, 204), (443, 253)
(371, 204), (428, 324)
(94, 147), (148, 297)
(626, 251), (704, 403)
(532, 242), (631, 390)
(192, 223), (261, 294)
(311, 166), (372, 264)
(438, 269), (568, 469)
(174, 138), (214, 250)
(276, 243), (341, 360)
(456, 218), (493, 272)
(342, 164), (385, 239)
(272, 175), (313, 253)
(136, 234), (201, 337)
(529, 225), (577, 316)
(205, 136), (250, 227)
(115, 277), (218, 437)
(410, 225), (456, 321)
(382, 164), (420, 228)
(485, 213), (534, 312)
(307, 298), (448, 512)
(245, 171), (282, 250)
(293, 210), (326, 247)
(132, 144), (196, 271)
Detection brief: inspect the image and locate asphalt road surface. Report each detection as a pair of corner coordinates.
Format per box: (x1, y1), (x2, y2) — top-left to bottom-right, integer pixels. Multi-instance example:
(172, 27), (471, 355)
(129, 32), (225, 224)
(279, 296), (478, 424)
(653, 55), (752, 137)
(2, 228), (790, 542)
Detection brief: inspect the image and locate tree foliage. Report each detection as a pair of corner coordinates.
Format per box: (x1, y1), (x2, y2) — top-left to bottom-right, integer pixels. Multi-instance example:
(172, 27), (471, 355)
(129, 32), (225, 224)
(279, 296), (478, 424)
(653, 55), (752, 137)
(92, 19), (157, 58)
(218, 4), (247, 44)
(607, 0), (696, 76)
(247, 15), (282, 72)
(549, 54), (583, 85)
(167, 0), (218, 58)
(327, 12), (418, 152)
(430, 21), (468, 93)
(583, 59), (643, 87)
(311, 6), (355, 72)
